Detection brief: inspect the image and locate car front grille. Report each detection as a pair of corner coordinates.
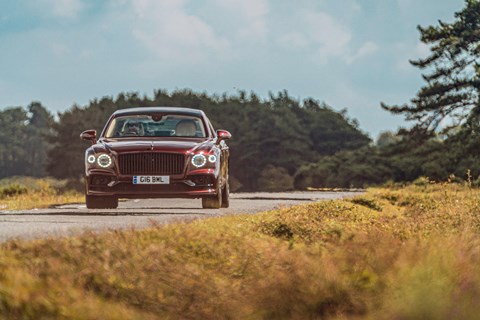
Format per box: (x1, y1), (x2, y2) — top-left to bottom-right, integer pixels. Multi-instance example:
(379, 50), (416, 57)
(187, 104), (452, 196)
(118, 153), (185, 175)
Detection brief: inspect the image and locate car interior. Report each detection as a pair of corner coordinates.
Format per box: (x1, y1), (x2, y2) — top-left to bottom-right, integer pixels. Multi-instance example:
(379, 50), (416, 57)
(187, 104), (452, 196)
(107, 115), (206, 138)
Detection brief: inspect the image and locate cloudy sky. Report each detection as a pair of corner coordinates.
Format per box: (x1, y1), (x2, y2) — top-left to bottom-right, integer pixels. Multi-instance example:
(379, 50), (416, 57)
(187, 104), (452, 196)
(0, 0), (465, 138)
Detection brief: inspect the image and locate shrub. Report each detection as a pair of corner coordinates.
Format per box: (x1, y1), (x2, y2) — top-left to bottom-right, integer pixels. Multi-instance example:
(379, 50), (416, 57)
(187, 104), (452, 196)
(350, 197), (383, 211)
(258, 165), (294, 192)
(0, 185), (28, 198)
(412, 176), (431, 186)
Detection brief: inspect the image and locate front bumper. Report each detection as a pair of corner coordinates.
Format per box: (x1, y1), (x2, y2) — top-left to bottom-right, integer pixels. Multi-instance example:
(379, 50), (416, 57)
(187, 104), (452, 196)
(85, 169), (218, 199)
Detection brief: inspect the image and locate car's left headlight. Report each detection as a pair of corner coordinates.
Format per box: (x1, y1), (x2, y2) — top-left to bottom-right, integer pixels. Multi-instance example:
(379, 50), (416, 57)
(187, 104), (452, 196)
(191, 154), (207, 168)
(208, 155), (217, 163)
(87, 154), (96, 164)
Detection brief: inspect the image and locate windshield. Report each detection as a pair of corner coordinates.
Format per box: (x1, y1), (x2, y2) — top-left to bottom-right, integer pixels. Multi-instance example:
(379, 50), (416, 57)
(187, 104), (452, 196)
(104, 114), (207, 138)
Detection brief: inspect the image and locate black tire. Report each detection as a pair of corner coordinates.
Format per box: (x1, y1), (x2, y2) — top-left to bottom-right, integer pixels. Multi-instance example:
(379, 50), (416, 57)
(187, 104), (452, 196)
(86, 195), (118, 209)
(202, 185), (222, 209)
(221, 181), (229, 208)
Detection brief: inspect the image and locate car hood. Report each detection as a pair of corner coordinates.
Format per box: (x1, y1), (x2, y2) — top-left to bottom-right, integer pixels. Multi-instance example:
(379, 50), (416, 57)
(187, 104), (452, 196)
(96, 138), (214, 154)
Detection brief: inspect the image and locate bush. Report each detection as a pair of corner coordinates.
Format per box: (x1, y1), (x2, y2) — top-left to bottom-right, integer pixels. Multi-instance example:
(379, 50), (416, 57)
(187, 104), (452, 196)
(350, 197), (383, 211)
(0, 185), (28, 198)
(258, 165), (294, 191)
(412, 176), (431, 186)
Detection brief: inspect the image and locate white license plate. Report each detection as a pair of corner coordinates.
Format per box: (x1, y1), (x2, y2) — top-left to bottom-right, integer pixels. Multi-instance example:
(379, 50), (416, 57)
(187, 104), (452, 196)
(133, 176), (170, 184)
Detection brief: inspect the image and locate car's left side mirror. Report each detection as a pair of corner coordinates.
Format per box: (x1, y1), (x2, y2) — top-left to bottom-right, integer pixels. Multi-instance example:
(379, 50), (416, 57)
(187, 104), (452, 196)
(80, 130), (97, 144)
(216, 130), (231, 142)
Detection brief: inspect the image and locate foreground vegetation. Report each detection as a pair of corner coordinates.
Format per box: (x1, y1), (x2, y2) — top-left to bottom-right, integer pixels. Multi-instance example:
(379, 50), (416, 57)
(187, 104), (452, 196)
(1, 182), (479, 318)
(0, 177), (83, 210)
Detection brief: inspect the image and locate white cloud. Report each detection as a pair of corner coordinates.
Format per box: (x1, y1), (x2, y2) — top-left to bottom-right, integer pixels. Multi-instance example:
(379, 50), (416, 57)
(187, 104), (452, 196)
(346, 41), (378, 64)
(46, 0), (85, 19)
(55, 0), (84, 18)
(128, 0), (230, 62)
(50, 42), (70, 57)
(305, 12), (352, 63)
(357, 41), (378, 57)
(397, 0), (414, 10)
(49, 40), (93, 60)
(278, 32), (309, 49)
(24, 0), (85, 19)
(218, 0), (268, 20)
(276, 10), (376, 65)
(214, 0), (269, 40)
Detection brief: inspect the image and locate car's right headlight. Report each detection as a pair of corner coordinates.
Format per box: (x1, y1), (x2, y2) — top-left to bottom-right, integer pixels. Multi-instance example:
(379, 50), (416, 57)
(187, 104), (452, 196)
(97, 154), (113, 168)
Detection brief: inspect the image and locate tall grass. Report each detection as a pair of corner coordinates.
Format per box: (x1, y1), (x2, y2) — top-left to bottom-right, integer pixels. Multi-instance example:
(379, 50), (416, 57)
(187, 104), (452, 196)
(1, 183), (480, 318)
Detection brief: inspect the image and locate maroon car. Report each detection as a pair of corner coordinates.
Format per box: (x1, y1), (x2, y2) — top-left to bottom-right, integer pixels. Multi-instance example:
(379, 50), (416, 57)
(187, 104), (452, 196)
(80, 107), (231, 209)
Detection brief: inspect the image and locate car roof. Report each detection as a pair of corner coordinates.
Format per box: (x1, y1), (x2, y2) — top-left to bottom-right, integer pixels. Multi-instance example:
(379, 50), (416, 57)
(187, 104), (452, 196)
(112, 107), (206, 117)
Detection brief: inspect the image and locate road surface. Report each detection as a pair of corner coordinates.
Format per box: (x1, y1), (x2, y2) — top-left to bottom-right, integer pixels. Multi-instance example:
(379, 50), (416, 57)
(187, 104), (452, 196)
(0, 191), (360, 242)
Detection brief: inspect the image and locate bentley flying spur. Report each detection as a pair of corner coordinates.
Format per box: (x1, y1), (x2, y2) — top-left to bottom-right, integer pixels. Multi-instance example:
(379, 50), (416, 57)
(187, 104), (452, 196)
(81, 107), (231, 209)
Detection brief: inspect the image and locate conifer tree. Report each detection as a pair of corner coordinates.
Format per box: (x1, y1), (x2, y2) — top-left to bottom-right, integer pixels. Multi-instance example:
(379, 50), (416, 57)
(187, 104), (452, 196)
(382, 0), (480, 135)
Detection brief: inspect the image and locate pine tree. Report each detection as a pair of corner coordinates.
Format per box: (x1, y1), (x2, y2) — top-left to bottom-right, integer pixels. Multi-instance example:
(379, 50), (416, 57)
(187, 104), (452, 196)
(382, 0), (480, 135)
(25, 102), (54, 176)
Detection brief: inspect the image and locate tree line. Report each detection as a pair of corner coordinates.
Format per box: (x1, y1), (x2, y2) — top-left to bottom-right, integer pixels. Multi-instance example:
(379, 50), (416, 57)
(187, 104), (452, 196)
(304, 0), (480, 188)
(298, 0), (480, 188)
(0, 103), (53, 178)
(0, 90), (371, 191)
(1, 87), (477, 191)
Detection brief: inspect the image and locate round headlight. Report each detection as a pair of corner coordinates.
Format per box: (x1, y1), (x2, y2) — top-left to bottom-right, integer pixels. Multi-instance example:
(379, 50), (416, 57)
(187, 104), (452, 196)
(208, 155), (217, 163)
(97, 154), (112, 168)
(191, 154), (207, 168)
(87, 155), (96, 164)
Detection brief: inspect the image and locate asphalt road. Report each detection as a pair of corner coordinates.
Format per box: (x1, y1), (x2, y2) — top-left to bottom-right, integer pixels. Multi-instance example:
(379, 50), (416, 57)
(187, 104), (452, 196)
(0, 191), (360, 242)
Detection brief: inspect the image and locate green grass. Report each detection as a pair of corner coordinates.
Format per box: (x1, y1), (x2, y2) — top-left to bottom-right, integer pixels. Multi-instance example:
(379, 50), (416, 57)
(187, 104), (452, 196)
(1, 183), (480, 318)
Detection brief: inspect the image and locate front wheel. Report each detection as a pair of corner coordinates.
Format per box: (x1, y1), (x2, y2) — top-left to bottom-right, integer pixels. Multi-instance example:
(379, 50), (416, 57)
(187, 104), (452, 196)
(221, 181), (229, 208)
(202, 186), (222, 209)
(86, 195), (118, 209)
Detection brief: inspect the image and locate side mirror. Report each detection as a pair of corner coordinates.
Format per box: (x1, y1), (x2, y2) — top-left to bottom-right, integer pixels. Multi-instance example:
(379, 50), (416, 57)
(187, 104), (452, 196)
(216, 130), (231, 141)
(80, 130), (97, 144)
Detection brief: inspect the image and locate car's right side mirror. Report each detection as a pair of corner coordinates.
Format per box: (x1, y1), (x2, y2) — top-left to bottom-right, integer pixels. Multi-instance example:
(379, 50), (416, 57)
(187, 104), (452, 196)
(216, 130), (231, 141)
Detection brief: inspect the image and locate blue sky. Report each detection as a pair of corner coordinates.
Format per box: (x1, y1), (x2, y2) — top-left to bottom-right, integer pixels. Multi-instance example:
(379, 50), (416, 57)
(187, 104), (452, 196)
(0, 0), (465, 138)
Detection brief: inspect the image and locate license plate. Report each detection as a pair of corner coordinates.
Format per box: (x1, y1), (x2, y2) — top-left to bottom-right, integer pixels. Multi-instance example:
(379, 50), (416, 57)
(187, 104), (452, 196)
(133, 176), (170, 184)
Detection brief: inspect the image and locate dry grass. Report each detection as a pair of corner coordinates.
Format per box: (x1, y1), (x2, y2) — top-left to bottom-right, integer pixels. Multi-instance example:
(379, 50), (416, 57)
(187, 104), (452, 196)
(1, 183), (480, 319)
(0, 178), (83, 210)
(0, 190), (83, 210)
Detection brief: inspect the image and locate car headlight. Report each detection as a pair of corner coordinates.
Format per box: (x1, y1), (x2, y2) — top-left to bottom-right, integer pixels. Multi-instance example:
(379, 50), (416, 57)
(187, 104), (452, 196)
(208, 155), (217, 163)
(87, 154), (96, 164)
(191, 154), (207, 168)
(97, 154), (113, 168)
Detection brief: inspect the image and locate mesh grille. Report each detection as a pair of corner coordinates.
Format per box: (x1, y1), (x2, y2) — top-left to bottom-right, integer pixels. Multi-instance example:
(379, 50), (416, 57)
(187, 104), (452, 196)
(118, 153), (185, 175)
